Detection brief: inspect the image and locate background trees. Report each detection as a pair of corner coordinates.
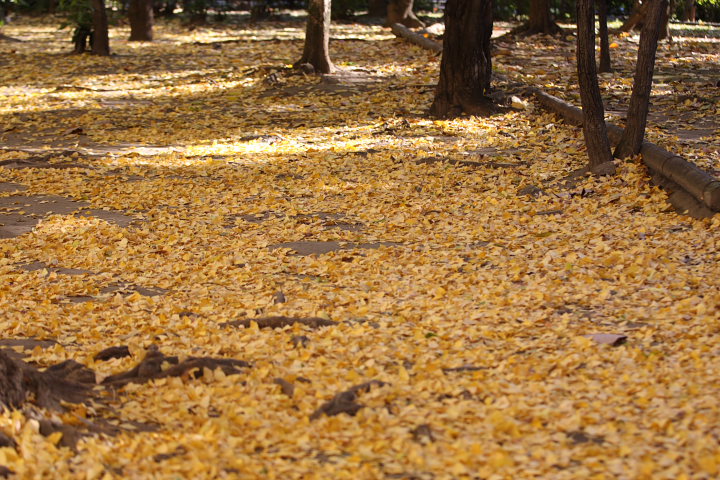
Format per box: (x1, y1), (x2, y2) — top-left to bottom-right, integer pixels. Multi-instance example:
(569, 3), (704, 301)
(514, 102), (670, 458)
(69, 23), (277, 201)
(90, 0), (109, 54)
(128, 0), (154, 41)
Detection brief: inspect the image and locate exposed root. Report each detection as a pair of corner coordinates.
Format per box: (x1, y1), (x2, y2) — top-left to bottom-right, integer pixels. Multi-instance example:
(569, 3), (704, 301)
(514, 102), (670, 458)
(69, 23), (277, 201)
(222, 316), (338, 330)
(310, 380), (388, 420)
(102, 345), (249, 387)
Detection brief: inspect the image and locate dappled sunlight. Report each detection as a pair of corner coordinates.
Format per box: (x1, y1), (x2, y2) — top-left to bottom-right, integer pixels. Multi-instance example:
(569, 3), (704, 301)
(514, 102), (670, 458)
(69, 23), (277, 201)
(1, 12), (719, 480)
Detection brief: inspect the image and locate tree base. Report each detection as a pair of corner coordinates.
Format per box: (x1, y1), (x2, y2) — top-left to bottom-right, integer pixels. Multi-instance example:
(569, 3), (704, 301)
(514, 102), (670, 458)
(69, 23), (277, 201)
(590, 161), (617, 176)
(430, 95), (508, 119)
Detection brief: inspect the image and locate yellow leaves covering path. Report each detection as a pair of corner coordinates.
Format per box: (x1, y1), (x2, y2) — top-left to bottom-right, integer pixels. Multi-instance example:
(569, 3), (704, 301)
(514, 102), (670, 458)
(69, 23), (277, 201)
(1, 16), (719, 479)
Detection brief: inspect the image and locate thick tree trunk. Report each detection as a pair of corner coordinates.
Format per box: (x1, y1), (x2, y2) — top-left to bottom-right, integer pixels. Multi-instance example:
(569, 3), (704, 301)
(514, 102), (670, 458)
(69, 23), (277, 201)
(296, 0), (334, 74)
(598, 0), (612, 72)
(430, 0), (493, 118)
(91, 0), (110, 55)
(129, 0), (154, 41)
(615, 0), (667, 159)
(576, 0), (615, 173)
(430, 0), (494, 118)
(527, 0), (564, 34)
(386, 0), (424, 28)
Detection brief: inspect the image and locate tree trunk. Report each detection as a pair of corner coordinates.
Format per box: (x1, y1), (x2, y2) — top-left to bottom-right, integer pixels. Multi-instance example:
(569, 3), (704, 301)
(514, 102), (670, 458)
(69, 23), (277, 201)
(576, 0), (615, 173)
(429, 0), (494, 118)
(250, 0), (269, 21)
(295, 0), (334, 74)
(386, 0), (424, 28)
(527, 0), (564, 34)
(91, 0), (110, 55)
(0, 350), (89, 412)
(660, 0), (672, 40)
(129, 0), (154, 41)
(72, 26), (92, 53)
(681, 0), (695, 21)
(369, 0), (386, 17)
(615, 0), (667, 159)
(598, 0), (612, 73)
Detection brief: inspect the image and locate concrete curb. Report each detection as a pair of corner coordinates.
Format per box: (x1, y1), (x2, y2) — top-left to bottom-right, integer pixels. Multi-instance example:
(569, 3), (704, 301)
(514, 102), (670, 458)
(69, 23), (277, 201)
(389, 25), (718, 218)
(533, 89), (719, 218)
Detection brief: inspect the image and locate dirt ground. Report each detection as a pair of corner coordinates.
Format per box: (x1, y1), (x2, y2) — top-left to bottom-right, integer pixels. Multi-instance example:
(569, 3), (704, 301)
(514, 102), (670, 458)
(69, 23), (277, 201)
(0, 14), (719, 479)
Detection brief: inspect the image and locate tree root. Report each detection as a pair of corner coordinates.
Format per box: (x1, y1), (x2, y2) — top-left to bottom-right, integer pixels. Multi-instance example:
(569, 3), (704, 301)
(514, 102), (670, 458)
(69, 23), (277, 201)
(101, 345), (249, 387)
(310, 380), (388, 420)
(222, 316), (337, 330)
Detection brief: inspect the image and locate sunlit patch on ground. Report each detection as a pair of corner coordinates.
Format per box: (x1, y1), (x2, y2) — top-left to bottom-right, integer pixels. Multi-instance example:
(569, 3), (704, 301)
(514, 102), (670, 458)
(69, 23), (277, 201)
(0, 15), (719, 479)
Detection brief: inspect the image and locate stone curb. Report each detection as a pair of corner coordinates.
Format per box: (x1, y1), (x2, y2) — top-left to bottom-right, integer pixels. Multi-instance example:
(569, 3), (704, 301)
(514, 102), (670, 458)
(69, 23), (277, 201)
(533, 89), (719, 218)
(389, 25), (718, 218)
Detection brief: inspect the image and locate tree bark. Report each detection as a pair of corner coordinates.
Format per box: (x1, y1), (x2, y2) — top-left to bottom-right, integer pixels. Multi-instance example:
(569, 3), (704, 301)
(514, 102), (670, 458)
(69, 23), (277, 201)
(429, 0), (494, 118)
(576, 0), (615, 173)
(0, 350), (89, 412)
(72, 26), (92, 53)
(615, 0), (667, 159)
(527, 0), (564, 34)
(129, 0), (154, 41)
(369, 0), (386, 17)
(598, 0), (612, 73)
(296, 0), (334, 74)
(681, 0), (695, 21)
(386, 0), (424, 28)
(91, 0), (110, 55)
(250, 0), (269, 21)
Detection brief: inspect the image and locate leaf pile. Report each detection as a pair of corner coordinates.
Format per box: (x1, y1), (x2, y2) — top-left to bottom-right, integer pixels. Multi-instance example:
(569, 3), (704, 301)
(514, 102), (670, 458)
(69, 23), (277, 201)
(0, 16), (719, 479)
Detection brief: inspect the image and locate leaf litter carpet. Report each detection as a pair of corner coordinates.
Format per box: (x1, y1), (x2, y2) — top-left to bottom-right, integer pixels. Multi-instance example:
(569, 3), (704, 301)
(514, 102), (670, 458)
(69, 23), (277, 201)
(0, 16), (719, 479)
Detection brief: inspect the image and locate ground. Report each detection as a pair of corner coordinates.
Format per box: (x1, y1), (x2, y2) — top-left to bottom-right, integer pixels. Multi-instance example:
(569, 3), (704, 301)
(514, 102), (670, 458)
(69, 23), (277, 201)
(0, 14), (719, 479)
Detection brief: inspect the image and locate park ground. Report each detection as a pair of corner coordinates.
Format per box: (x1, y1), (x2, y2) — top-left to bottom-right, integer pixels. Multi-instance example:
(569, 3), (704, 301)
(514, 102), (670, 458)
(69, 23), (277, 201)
(0, 13), (719, 479)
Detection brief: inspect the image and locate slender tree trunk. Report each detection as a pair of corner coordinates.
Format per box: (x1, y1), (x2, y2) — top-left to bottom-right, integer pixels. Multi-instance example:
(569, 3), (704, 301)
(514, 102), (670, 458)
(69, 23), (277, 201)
(386, 0), (424, 28)
(129, 0), (154, 41)
(250, 0), (269, 21)
(577, 0), (615, 173)
(91, 0), (110, 55)
(429, 0), (493, 118)
(72, 26), (92, 53)
(660, 0), (672, 40)
(621, 0), (648, 31)
(615, 0), (667, 159)
(598, 0), (612, 72)
(527, 0), (564, 34)
(681, 0), (695, 21)
(295, 0), (334, 74)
